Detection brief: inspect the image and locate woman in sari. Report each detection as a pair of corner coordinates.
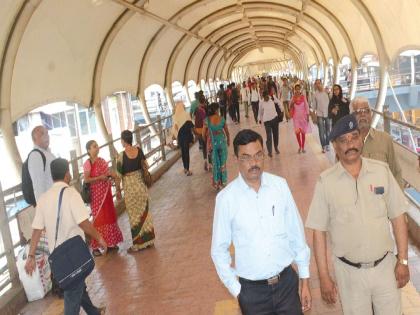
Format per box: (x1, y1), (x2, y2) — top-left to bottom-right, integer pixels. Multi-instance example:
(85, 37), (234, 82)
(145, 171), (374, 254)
(116, 130), (155, 252)
(172, 101), (195, 176)
(289, 84), (311, 153)
(83, 140), (123, 256)
(202, 102), (230, 190)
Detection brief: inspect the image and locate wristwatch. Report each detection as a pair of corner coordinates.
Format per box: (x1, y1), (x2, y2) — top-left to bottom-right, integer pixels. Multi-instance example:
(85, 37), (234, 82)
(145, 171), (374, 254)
(398, 258), (408, 266)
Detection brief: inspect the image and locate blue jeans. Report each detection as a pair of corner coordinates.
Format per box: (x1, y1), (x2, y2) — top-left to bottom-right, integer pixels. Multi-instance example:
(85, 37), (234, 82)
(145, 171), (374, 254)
(317, 116), (331, 148)
(64, 280), (100, 315)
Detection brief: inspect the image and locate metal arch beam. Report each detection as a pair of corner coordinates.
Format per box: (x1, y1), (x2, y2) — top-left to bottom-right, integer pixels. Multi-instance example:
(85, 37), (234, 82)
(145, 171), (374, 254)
(223, 42), (302, 79)
(90, 0), (147, 141)
(0, 0), (43, 175)
(310, 0), (357, 65)
(238, 2), (339, 63)
(210, 37), (305, 82)
(216, 41), (304, 80)
(202, 25), (320, 80)
(350, 0), (391, 118)
(225, 40), (304, 77)
(187, 17), (328, 85)
(214, 38), (304, 80)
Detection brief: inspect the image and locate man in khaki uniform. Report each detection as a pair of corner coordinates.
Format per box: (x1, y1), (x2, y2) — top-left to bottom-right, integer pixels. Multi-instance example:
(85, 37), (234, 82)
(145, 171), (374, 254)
(351, 97), (403, 187)
(306, 115), (410, 315)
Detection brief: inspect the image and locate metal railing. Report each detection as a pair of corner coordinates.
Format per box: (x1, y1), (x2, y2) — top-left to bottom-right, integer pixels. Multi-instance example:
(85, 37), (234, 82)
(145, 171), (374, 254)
(0, 115), (174, 299)
(371, 108), (420, 191)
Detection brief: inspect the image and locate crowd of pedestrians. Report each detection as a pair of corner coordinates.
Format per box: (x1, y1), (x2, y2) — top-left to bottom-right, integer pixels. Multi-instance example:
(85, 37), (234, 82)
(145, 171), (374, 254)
(21, 72), (410, 315)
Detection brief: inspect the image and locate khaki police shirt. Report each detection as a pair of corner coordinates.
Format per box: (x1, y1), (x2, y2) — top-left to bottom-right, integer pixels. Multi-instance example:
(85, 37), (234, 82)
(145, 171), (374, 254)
(306, 157), (408, 263)
(362, 128), (403, 188)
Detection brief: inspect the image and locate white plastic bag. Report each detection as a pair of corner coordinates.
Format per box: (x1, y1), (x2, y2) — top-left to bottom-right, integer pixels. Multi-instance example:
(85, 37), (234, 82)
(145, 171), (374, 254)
(16, 245), (51, 301)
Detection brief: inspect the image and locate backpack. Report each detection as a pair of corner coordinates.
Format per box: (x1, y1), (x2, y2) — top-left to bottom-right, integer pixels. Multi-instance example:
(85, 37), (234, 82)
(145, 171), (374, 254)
(22, 149), (46, 206)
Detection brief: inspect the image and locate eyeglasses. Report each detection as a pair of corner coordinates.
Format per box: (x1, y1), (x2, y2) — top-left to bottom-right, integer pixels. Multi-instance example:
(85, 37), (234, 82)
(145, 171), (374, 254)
(336, 133), (360, 145)
(238, 151), (265, 162)
(354, 108), (371, 115)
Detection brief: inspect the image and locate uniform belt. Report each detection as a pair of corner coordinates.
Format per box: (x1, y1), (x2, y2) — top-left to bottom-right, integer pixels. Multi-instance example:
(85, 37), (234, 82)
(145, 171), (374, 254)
(238, 265), (291, 286)
(338, 252), (388, 269)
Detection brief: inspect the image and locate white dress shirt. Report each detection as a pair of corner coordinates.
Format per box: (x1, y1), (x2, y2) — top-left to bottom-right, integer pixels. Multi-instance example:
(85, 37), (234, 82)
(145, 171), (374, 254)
(32, 182), (90, 253)
(211, 172), (310, 297)
(312, 90), (330, 118)
(28, 145), (56, 202)
(249, 89), (260, 102)
(258, 99), (278, 122)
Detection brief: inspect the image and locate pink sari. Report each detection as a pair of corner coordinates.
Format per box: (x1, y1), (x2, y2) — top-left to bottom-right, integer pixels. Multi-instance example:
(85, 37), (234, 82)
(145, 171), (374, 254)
(84, 157), (123, 249)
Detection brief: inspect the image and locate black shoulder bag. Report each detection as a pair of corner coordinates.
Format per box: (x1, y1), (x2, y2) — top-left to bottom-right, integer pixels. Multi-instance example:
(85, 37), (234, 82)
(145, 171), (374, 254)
(81, 160), (92, 204)
(48, 187), (95, 290)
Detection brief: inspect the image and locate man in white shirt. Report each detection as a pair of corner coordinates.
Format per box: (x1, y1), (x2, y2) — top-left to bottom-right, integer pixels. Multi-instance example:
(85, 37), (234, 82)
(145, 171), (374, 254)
(211, 129), (311, 315)
(25, 158), (107, 315)
(249, 83), (260, 123)
(259, 91), (280, 157)
(312, 79), (331, 153)
(28, 126), (56, 203)
(240, 81), (250, 118)
(279, 78), (291, 122)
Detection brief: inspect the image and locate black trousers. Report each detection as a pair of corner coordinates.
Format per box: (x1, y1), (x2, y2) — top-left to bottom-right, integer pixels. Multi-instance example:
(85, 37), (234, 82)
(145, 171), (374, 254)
(234, 102), (240, 123)
(228, 103), (237, 122)
(179, 140), (190, 170)
(198, 136), (207, 160)
(251, 101), (259, 123)
(219, 104), (227, 119)
(238, 266), (302, 315)
(264, 117), (279, 155)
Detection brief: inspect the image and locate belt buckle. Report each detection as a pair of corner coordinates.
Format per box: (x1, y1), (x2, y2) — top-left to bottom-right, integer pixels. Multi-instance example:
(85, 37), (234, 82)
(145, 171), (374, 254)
(267, 274), (279, 285)
(360, 262), (375, 269)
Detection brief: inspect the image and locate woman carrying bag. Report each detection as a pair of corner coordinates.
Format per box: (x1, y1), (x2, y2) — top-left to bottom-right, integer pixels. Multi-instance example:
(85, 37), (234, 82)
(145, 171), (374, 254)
(116, 130), (155, 252)
(83, 140), (123, 256)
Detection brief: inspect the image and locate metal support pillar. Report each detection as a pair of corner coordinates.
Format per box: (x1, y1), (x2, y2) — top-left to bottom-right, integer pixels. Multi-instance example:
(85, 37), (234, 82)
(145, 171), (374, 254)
(0, 181), (19, 286)
(70, 150), (81, 192)
(156, 115), (166, 161)
(334, 63), (340, 84)
(349, 67), (358, 100)
(372, 67), (389, 127)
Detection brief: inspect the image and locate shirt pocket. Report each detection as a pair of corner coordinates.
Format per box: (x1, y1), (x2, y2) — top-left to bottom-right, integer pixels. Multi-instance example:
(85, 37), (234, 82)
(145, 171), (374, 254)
(367, 193), (388, 219)
(269, 208), (287, 239)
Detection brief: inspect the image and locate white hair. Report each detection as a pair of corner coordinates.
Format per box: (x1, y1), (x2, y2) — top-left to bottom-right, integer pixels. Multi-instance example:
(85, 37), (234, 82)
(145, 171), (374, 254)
(350, 96), (370, 113)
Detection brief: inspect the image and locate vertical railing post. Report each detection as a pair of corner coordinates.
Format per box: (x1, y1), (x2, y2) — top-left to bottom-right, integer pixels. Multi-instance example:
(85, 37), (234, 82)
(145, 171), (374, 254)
(0, 181), (19, 286)
(134, 124), (143, 149)
(157, 115), (166, 161)
(383, 105), (391, 134)
(70, 150), (81, 192)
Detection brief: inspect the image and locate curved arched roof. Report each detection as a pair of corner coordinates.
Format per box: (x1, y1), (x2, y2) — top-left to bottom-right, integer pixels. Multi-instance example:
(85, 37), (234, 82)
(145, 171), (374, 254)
(1, 0), (420, 121)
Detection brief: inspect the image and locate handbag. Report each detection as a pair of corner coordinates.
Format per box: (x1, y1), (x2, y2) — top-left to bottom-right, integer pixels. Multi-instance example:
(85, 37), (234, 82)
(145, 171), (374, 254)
(80, 159), (91, 204)
(48, 187), (95, 290)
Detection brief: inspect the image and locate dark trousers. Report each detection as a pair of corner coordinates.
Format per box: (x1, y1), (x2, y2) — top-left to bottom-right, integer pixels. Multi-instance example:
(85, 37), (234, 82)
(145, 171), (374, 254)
(238, 266), (302, 315)
(64, 280), (100, 315)
(219, 104), (227, 119)
(179, 140), (190, 170)
(251, 101), (259, 123)
(228, 103), (237, 122)
(234, 102), (240, 123)
(264, 118), (279, 155)
(198, 136), (207, 160)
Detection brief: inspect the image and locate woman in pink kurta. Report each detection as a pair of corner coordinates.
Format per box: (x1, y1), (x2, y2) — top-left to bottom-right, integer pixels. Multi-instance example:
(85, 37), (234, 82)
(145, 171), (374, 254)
(289, 84), (311, 153)
(84, 140), (123, 256)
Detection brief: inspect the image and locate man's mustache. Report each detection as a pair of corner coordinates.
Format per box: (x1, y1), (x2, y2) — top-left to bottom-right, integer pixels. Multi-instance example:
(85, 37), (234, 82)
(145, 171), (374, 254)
(248, 166), (261, 172)
(345, 148), (359, 155)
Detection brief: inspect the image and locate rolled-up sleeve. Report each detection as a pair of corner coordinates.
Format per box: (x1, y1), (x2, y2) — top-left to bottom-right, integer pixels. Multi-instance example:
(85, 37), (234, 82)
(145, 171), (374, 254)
(283, 182), (310, 278)
(211, 193), (241, 297)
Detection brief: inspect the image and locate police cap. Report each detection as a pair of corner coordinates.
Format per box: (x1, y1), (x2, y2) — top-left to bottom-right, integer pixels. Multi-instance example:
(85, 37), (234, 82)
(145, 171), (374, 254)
(329, 114), (358, 142)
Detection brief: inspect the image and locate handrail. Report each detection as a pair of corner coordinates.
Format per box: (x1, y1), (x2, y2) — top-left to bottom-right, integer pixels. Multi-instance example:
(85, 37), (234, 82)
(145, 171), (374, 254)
(371, 109), (420, 132)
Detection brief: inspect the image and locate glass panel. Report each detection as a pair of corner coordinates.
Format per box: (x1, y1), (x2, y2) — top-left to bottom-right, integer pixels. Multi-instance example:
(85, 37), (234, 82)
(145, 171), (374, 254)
(78, 111), (89, 135)
(60, 112), (67, 127)
(88, 111), (97, 134)
(66, 112), (77, 137)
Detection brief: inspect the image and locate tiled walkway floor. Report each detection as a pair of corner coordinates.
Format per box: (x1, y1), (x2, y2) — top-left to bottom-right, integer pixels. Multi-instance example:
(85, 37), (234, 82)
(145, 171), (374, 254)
(20, 116), (419, 314)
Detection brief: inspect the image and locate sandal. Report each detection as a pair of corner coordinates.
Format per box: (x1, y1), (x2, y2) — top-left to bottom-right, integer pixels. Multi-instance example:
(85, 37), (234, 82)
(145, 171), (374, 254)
(186, 171), (193, 176)
(92, 249), (102, 257)
(128, 246), (141, 253)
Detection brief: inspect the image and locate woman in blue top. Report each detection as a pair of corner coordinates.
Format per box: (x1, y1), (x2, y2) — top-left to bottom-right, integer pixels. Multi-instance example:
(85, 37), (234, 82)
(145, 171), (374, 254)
(202, 103), (230, 190)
